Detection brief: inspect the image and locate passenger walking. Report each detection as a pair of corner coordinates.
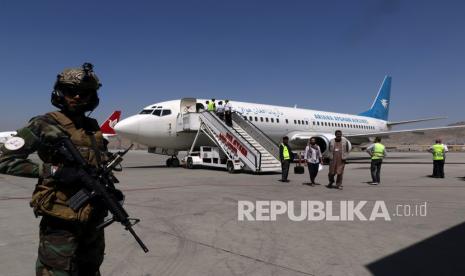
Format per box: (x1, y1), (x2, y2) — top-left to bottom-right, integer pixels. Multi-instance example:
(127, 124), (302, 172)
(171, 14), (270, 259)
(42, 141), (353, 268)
(224, 99), (233, 126)
(279, 136), (294, 182)
(327, 130), (351, 190)
(428, 139), (448, 178)
(304, 137), (322, 186)
(366, 137), (386, 185)
(216, 101), (225, 120)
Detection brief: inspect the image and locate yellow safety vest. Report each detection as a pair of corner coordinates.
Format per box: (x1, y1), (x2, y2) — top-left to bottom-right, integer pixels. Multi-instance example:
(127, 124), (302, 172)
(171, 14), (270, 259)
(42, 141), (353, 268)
(207, 102), (215, 111)
(432, 144), (445, 161)
(282, 143), (290, 160)
(371, 143), (385, 160)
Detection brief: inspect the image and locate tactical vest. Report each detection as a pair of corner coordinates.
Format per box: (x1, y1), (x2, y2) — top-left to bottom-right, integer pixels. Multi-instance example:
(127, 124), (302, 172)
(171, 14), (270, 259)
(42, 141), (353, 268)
(432, 144), (445, 161)
(371, 143), (385, 160)
(30, 111), (108, 222)
(282, 144), (290, 160)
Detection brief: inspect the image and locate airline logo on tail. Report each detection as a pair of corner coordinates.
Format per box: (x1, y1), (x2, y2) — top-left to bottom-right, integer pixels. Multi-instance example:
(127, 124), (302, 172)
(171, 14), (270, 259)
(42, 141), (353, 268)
(380, 99), (389, 109)
(100, 111), (121, 136)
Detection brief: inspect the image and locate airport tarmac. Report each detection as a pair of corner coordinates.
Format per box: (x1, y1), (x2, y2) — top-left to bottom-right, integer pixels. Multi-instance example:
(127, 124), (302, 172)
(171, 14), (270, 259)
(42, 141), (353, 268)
(1, 151), (465, 276)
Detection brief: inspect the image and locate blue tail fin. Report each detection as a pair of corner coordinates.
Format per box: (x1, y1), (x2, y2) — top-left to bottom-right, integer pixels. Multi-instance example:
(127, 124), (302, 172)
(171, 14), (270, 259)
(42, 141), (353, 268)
(358, 76), (391, 121)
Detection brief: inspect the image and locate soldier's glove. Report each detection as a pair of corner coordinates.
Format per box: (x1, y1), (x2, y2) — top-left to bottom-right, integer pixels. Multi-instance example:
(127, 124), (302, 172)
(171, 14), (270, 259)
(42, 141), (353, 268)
(52, 166), (95, 186)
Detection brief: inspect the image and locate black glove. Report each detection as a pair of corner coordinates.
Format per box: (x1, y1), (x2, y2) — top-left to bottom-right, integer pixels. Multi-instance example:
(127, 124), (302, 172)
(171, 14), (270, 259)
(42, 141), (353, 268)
(53, 166), (95, 186)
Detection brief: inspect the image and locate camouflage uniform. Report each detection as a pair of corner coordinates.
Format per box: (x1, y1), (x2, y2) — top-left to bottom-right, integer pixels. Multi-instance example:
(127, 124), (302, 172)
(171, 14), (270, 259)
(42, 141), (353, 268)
(0, 64), (108, 276)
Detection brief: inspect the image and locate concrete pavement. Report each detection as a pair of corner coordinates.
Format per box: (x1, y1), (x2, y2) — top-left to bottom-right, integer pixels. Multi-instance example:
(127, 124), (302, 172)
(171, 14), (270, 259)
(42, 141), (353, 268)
(1, 151), (465, 275)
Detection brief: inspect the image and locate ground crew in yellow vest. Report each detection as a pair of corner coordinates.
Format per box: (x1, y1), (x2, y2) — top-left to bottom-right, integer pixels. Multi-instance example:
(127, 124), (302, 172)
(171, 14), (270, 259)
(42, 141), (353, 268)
(279, 136), (294, 182)
(428, 139), (448, 178)
(0, 63), (112, 275)
(207, 98), (216, 111)
(366, 137), (387, 185)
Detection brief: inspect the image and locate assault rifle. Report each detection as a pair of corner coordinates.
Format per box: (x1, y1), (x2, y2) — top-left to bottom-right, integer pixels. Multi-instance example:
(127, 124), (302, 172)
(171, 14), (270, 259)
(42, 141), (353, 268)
(57, 138), (149, 253)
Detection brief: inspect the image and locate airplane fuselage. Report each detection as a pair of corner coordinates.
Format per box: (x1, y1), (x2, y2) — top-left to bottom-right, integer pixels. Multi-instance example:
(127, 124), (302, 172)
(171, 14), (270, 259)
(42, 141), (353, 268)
(114, 98), (389, 152)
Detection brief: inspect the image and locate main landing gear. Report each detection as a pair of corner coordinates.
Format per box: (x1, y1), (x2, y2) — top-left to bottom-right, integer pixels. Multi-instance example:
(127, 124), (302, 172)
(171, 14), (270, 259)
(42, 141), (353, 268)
(166, 156), (180, 167)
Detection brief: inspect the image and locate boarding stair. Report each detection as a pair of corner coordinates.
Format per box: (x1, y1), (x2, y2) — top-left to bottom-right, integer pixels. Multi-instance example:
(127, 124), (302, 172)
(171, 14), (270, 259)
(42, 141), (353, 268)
(188, 111), (281, 173)
(231, 113), (282, 172)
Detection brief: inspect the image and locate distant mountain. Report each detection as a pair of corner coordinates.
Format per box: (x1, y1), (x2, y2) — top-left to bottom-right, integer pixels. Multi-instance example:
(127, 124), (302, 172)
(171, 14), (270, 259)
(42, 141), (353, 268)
(448, 121), (465, 126)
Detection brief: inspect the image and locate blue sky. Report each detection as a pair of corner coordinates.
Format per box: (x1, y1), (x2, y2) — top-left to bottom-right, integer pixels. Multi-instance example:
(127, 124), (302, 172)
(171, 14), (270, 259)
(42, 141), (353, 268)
(0, 0), (464, 130)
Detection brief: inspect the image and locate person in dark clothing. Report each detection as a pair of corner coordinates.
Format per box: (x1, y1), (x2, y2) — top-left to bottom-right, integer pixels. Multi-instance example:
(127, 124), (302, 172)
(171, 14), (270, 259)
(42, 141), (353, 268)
(304, 137), (322, 186)
(279, 136), (294, 182)
(224, 99), (233, 126)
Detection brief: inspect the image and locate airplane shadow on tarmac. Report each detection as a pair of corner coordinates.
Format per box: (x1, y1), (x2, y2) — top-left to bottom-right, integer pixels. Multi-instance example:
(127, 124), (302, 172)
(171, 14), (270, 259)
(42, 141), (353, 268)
(124, 165), (167, 169)
(366, 221), (465, 275)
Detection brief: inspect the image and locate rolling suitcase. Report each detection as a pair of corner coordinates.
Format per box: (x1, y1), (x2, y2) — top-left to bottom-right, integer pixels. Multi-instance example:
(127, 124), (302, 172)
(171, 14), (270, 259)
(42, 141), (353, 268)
(294, 154), (305, 174)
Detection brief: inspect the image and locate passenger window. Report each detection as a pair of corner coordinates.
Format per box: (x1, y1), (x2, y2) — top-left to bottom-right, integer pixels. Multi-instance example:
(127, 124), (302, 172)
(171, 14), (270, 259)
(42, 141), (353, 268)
(260, 117), (264, 122)
(266, 118), (269, 122)
(243, 116), (247, 120)
(162, 109), (171, 116)
(294, 120), (297, 124)
(255, 117), (258, 122)
(140, 109), (153, 114)
(271, 118), (274, 123)
(276, 119), (279, 123)
(313, 121), (315, 125)
(285, 119), (288, 124)
(152, 110), (161, 116)
(249, 116), (253, 121)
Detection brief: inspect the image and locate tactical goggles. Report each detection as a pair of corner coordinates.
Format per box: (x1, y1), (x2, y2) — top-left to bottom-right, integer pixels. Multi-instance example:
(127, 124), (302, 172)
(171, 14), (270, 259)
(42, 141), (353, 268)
(62, 87), (96, 99)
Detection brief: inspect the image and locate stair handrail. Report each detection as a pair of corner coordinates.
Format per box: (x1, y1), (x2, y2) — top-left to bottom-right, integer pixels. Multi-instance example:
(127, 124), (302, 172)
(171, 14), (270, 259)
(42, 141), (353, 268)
(232, 112), (280, 160)
(199, 111), (261, 170)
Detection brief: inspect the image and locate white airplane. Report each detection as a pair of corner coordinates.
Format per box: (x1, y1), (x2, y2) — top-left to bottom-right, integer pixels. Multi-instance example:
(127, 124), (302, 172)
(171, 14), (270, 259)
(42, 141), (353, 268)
(114, 76), (463, 166)
(0, 111), (121, 147)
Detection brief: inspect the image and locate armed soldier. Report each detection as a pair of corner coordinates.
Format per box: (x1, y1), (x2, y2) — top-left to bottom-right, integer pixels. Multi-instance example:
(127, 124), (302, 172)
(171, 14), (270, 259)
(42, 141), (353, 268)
(0, 63), (115, 275)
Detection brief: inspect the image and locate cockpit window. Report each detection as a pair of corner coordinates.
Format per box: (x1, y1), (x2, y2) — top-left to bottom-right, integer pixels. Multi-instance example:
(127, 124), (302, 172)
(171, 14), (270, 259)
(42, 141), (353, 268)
(152, 109), (162, 116)
(162, 109), (171, 116)
(139, 109), (153, 114)
(151, 106), (163, 109)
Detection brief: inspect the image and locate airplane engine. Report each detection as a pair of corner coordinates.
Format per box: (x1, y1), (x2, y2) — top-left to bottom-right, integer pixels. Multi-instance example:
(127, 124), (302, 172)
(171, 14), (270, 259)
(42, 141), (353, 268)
(311, 134), (352, 156)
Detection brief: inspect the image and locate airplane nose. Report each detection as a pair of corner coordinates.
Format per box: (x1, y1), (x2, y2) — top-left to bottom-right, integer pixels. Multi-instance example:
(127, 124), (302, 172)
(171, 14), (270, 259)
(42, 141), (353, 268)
(114, 116), (140, 140)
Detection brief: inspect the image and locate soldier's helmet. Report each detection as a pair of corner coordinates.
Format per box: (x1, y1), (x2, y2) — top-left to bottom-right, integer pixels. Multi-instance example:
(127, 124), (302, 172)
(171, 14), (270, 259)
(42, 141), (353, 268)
(51, 63), (102, 112)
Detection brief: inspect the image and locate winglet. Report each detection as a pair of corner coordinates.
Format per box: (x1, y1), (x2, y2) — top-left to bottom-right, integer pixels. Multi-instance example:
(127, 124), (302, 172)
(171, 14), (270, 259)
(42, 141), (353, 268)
(100, 111), (122, 135)
(358, 76), (391, 121)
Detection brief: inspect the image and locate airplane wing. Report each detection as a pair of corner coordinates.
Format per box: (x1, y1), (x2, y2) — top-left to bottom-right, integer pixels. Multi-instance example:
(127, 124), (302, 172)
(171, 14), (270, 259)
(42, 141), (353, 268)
(346, 125), (465, 139)
(387, 116), (447, 126)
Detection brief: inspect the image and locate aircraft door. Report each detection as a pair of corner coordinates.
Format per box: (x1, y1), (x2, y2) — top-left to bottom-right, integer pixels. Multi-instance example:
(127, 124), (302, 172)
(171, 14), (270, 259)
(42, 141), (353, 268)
(180, 98), (197, 114)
